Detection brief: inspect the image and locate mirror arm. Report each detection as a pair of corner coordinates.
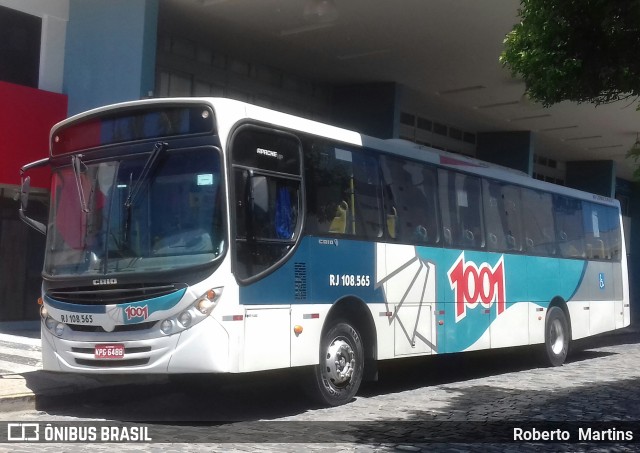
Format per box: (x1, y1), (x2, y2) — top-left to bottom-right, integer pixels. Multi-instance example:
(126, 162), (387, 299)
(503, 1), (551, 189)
(19, 157), (50, 236)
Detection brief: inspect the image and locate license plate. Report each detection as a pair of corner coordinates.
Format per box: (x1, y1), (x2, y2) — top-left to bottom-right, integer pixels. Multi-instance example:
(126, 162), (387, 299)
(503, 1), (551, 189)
(94, 344), (125, 359)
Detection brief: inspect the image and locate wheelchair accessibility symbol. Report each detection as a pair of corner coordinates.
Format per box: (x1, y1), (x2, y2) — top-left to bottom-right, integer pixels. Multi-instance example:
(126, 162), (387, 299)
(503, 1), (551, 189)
(598, 273), (605, 290)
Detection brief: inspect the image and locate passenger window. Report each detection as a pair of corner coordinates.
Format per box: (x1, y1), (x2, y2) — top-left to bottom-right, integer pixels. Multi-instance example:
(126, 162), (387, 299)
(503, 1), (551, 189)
(553, 195), (585, 258)
(380, 155), (440, 245)
(438, 170), (484, 249)
(583, 202), (622, 261)
(483, 180), (523, 252)
(352, 152), (384, 239)
(304, 142), (382, 239)
(521, 188), (556, 256)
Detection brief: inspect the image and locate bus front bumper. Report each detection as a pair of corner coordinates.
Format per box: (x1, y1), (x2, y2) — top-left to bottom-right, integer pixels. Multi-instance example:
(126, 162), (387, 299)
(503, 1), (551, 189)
(40, 316), (231, 374)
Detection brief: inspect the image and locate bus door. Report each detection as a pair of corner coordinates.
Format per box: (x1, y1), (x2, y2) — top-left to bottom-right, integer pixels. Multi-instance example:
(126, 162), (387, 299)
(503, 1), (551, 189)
(229, 125), (303, 371)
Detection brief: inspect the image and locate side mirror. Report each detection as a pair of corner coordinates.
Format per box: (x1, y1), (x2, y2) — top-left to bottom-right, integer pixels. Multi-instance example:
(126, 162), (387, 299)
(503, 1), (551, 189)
(19, 158), (49, 235)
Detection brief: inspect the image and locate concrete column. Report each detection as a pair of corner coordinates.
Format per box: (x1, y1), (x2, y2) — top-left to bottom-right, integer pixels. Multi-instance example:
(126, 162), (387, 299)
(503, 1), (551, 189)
(566, 160), (616, 198)
(64, 0), (158, 115)
(476, 131), (533, 175)
(331, 82), (401, 139)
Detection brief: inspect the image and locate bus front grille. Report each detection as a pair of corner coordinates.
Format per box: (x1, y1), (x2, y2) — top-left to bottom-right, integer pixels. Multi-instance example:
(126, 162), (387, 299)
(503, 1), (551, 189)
(67, 322), (157, 333)
(47, 283), (184, 305)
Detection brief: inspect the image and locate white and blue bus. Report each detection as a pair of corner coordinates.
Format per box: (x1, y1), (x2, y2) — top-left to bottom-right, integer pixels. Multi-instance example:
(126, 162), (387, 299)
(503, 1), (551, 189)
(19, 98), (630, 406)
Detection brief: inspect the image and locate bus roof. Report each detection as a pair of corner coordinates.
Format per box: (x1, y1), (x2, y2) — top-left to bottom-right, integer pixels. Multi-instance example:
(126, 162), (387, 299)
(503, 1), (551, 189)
(52, 96), (620, 209)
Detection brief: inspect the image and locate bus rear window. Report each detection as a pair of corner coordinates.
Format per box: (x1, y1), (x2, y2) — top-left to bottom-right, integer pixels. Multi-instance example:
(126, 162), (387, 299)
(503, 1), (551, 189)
(51, 105), (215, 155)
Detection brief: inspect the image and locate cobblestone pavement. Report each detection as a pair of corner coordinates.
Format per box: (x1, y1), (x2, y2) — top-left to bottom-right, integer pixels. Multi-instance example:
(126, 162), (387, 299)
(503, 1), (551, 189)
(0, 330), (639, 452)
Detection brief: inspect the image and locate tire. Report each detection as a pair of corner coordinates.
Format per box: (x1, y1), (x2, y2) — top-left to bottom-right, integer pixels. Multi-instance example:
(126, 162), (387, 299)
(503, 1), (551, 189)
(543, 306), (570, 367)
(307, 321), (364, 407)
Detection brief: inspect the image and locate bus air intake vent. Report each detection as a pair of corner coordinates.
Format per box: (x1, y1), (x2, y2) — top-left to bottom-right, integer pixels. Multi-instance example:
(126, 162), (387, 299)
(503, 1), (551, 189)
(74, 358), (150, 368)
(294, 262), (307, 300)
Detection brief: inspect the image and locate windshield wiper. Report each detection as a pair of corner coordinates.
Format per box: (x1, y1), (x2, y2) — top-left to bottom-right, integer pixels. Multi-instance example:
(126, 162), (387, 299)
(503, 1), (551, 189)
(124, 141), (168, 208)
(71, 154), (89, 213)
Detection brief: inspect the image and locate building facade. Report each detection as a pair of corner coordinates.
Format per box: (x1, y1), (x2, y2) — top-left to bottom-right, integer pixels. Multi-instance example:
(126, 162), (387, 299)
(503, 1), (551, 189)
(1, 0), (638, 321)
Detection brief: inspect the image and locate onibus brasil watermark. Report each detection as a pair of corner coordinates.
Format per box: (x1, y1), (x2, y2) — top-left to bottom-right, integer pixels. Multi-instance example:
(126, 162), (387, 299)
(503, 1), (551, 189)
(6, 422), (151, 442)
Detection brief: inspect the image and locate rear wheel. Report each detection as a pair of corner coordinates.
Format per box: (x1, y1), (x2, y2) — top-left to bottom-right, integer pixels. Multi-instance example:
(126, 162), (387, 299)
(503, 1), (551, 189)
(307, 321), (364, 407)
(543, 306), (570, 366)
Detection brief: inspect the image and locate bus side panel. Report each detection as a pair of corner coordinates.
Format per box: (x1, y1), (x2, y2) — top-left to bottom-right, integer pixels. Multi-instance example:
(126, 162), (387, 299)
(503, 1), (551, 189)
(431, 251), (586, 354)
(489, 255), (530, 349)
(379, 243), (436, 357)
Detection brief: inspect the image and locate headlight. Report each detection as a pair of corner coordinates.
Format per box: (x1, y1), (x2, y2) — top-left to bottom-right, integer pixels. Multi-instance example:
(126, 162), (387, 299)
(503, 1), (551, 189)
(161, 320), (173, 334)
(45, 316), (57, 331)
(54, 322), (65, 336)
(178, 311), (192, 328)
(159, 287), (223, 335)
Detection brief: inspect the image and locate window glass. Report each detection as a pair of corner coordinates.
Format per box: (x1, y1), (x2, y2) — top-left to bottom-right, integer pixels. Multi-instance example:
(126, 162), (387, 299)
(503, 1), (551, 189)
(231, 128), (301, 176)
(45, 148), (224, 276)
(234, 168), (300, 280)
(304, 142), (382, 239)
(231, 128), (302, 281)
(553, 195), (585, 258)
(438, 170), (484, 249)
(483, 180), (523, 252)
(0, 5), (41, 88)
(380, 155), (439, 245)
(521, 188), (556, 256)
(304, 141), (354, 235)
(583, 202), (622, 261)
(352, 151), (383, 238)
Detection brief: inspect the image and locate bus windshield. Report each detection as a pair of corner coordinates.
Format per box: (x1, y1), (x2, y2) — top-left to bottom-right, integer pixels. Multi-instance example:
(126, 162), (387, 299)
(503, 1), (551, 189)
(45, 146), (224, 277)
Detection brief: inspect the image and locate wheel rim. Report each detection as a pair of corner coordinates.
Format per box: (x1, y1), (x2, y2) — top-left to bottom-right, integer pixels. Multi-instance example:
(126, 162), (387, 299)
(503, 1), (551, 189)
(550, 318), (565, 355)
(323, 337), (356, 387)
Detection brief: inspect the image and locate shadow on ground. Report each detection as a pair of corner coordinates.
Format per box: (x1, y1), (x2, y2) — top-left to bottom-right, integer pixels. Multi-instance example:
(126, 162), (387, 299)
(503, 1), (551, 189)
(25, 327), (640, 426)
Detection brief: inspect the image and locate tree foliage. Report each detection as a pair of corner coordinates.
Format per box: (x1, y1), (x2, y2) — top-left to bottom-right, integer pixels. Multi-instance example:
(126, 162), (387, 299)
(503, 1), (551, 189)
(500, 0), (640, 177)
(500, 0), (640, 107)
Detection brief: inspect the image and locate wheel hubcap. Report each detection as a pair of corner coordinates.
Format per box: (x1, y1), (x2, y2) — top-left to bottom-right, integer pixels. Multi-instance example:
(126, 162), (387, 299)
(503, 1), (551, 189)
(324, 338), (356, 387)
(550, 318), (565, 355)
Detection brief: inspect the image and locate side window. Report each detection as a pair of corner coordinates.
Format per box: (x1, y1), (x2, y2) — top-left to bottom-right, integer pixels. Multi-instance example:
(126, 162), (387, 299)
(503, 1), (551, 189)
(483, 180), (523, 252)
(352, 151), (384, 238)
(553, 195), (585, 258)
(304, 142), (355, 235)
(438, 170), (484, 249)
(231, 127), (302, 281)
(304, 141), (382, 239)
(380, 155), (440, 245)
(583, 202), (622, 261)
(521, 188), (556, 256)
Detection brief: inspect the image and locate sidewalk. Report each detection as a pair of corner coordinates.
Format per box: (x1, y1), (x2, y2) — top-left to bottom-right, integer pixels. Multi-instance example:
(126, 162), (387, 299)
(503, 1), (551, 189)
(0, 321), (164, 413)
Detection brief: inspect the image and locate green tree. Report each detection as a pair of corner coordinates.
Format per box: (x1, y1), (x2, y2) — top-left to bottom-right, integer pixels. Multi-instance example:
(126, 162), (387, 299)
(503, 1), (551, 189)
(500, 0), (640, 174)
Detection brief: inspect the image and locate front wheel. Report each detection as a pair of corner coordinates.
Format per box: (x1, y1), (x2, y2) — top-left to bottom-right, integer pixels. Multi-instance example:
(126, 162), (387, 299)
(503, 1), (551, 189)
(543, 306), (570, 367)
(307, 321), (364, 407)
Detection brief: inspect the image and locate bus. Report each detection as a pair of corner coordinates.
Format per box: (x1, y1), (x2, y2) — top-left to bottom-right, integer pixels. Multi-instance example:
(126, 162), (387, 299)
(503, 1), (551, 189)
(19, 97), (630, 406)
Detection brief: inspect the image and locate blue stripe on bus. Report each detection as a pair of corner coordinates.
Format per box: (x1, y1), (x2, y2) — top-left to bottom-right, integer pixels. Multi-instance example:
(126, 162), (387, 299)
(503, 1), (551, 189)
(44, 288), (187, 320)
(44, 297), (107, 314)
(239, 236), (588, 353)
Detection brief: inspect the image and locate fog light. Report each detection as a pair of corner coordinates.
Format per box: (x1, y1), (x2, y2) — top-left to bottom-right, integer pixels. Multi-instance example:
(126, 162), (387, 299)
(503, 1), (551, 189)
(161, 319), (173, 334)
(54, 322), (65, 336)
(40, 305), (48, 319)
(178, 311), (192, 328)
